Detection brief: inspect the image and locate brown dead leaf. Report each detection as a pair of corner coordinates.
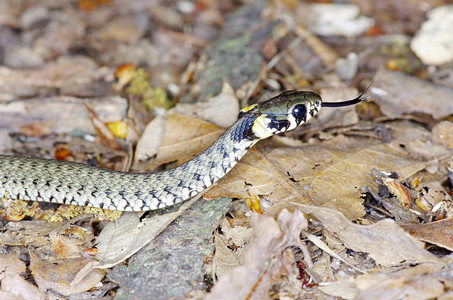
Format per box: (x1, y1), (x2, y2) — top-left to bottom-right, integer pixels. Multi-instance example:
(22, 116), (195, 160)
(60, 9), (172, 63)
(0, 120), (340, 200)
(143, 113), (224, 170)
(95, 196), (199, 268)
(320, 262), (451, 300)
(0, 254), (25, 280)
(214, 234), (243, 278)
(355, 263), (449, 300)
(401, 218), (453, 251)
(382, 177), (412, 208)
(294, 204), (442, 267)
(204, 146), (303, 207)
(33, 11), (84, 60)
(206, 135), (427, 220)
(206, 209), (308, 300)
(0, 220), (103, 296)
(0, 220), (63, 247)
(1, 274), (46, 300)
(29, 251), (106, 296)
(172, 82), (240, 128)
(49, 226), (93, 259)
(0, 254), (45, 299)
(385, 121), (451, 160)
(85, 102), (121, 150)
(213, 219), (253, 277)
(54, 147), (75, 161)
(134, 115), (166, 162)
(373, 68), (453, 119)
(317, 279), (359, 300)
(0, 220), (94, 262)
(414, 181), (452, 215)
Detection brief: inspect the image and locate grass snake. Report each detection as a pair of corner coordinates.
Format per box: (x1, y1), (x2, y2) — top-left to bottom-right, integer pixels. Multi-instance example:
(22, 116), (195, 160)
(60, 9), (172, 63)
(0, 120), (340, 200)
(0, 90), (366, 211)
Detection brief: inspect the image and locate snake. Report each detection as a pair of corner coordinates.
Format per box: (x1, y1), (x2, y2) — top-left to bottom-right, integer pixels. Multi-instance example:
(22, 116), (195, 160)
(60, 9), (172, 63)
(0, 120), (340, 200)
(0, 90), (367, 211)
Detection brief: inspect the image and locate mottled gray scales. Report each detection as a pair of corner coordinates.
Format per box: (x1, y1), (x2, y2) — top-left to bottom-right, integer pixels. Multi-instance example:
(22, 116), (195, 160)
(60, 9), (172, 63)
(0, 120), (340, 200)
(0, 121), (255, 211)
(0, 90), (333, 211)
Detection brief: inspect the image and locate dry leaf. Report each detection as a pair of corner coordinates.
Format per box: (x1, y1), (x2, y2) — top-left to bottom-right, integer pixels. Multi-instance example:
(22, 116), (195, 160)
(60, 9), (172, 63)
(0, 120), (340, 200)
(172, 82), (240, 128)
(373, 68), (453, 119)
(142, 113), (223, 170)
(206, 135), (427, 220)
(49, 226), (93, 259)
(95, 196), (199, 268)
(0, 220), (102, 297)
(322, 262), (451, 299)
(385, 121), (451, 160)
(0, 56), (110, 101)
(414, 181), (452, 214)
(0, 253), (45, 299)
(54, 147), (75, 161)
(401, 218), (453, 251)
(355, 263), (448, 300)
(213, 234), (242, 278)
(318, 279), (359, 300)
(293, 204), (441, 267)
(204, 146), (301, 205)
(134, 115), (166, 162)
(206, 209), (308, 300)
(213, 219), (252, 277)
(0, 254), (25, 280)
(29, 252), (106, 296)
(382, 177), (412, 208)
(0, 220), (64, 247)
(0, 220), (95, 267)
(294, 25), (338, 66)
(1, 274), (45, 300)
(85, 102), (121, 150)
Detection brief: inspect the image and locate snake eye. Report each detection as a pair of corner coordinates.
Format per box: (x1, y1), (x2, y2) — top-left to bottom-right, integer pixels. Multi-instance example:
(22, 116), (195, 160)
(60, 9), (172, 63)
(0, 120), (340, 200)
(292, 104), (306, 120)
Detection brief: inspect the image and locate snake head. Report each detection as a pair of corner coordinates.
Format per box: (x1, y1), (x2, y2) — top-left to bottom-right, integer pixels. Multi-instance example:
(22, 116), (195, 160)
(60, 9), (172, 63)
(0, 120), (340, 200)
(239, 91), (322, 139)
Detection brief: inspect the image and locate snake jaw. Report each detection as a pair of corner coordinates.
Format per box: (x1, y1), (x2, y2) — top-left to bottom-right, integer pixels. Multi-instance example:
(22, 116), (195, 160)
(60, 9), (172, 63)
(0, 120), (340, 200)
(251, 115), (275, 139)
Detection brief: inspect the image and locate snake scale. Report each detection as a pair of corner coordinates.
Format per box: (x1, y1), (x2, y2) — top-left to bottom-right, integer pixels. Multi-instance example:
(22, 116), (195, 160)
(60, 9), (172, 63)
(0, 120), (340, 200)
(0, 90), (366, 211)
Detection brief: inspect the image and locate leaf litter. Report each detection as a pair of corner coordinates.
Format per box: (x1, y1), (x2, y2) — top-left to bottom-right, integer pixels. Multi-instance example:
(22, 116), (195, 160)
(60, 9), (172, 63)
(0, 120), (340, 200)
(206, 134), (427, 220)
(1, 0), (453, 299)
(0, 253), (45, 300)
(206, 209), (309, 300)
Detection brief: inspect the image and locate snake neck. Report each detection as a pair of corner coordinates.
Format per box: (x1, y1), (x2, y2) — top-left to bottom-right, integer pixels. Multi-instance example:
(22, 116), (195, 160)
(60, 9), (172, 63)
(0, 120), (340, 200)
(0, 115), (261, 212)
(178, 115), (258, 183)
(147, 115), (259, 208)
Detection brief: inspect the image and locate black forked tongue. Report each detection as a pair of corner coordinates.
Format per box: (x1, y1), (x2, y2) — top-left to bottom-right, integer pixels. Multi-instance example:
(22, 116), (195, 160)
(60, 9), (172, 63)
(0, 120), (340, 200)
(322, 83), (373, 108)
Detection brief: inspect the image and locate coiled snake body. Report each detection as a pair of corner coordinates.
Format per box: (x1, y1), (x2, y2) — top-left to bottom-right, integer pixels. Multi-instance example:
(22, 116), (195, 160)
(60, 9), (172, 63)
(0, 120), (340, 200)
(0, 91), (365, 211)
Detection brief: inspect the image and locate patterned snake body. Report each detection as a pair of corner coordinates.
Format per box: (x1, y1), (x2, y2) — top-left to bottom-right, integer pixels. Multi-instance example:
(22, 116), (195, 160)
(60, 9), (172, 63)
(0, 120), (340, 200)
(0, 90), (362, 211)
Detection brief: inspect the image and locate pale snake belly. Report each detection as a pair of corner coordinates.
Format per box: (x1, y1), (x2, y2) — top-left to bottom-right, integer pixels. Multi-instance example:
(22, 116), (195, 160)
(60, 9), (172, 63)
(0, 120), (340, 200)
(0, 90), (366, 211)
